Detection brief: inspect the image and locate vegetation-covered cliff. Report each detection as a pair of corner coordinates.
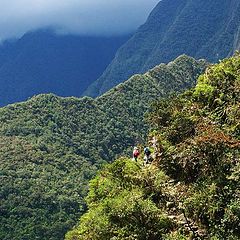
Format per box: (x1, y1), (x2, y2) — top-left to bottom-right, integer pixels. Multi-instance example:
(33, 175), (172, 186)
(0, 55), (206, 240)
(66, 53), (240, 239)
(85, 0), (240, 97)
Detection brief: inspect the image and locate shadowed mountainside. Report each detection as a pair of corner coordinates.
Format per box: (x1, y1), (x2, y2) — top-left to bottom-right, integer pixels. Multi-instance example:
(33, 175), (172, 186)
(0, 30), (130, 106)
(84, 0), (240, 97)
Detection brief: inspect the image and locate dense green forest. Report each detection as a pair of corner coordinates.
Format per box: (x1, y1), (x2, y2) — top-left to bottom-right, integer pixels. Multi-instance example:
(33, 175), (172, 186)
(0, 56), (206, 240)
(66, 53), (240, 239)
(85, 0), (240, 97)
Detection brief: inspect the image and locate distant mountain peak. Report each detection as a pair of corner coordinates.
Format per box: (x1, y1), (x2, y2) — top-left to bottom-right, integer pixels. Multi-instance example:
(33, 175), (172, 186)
(0, 30), (130, 106)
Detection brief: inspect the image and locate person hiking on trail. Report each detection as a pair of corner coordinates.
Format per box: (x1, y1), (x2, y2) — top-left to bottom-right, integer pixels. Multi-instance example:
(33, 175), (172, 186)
(144, 146), (152, 165)
(133, 147), (140, 162)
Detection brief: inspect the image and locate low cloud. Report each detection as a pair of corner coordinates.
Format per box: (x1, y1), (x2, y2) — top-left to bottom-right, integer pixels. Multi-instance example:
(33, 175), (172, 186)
(0, 0), (159, 41)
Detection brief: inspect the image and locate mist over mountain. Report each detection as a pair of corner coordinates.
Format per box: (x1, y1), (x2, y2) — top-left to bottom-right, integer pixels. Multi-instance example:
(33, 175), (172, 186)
(0, 30), (129, 106)
(84, 0), (240, 97)
(0, 0), (159, 41)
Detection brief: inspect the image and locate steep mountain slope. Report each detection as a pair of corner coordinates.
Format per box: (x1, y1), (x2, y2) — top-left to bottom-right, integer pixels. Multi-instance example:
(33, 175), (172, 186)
(0, 40), (16, 67)
(66, 53), (240, 240)
(85, 0), (240, 97)
(0, 30), (129, 106)
(0, 55), (207, 240)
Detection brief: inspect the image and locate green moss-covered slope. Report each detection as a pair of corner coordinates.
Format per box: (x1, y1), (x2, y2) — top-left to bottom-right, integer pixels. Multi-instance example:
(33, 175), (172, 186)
(66, 53), (240, 239)
(0, 55), (206, 240)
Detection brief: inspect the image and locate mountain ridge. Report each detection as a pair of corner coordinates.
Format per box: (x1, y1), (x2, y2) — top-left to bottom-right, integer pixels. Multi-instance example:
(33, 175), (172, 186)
(66, 52), (240, 240)
(0, 55), (207, 240)
(84, 0), (240, 97)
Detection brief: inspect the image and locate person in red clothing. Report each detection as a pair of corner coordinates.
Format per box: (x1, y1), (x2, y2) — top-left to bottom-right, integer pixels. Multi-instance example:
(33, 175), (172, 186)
(132, 147), (140, 162)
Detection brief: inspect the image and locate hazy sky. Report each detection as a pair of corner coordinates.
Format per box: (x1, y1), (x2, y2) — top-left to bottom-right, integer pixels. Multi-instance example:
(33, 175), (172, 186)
(0, 0), (159, 41)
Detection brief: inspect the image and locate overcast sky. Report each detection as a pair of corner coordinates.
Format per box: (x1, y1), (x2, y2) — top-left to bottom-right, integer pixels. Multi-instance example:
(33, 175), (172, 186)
(0, 0), (159, 41)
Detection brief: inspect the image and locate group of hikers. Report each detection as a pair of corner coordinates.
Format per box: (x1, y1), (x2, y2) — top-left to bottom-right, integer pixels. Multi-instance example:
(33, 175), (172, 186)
(132, 146), (153, 165)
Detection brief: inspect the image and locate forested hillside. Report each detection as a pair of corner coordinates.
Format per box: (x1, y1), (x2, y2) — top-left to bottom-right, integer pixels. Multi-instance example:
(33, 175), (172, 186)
(0, 29), (129, 106)
(0, 56), (206, 240)
(66, 53), (240, 240)
(85, 0), (240, 97)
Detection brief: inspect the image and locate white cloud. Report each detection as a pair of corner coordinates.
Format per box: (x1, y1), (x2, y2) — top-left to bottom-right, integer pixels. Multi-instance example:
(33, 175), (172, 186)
(0, 0), (159, 41)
